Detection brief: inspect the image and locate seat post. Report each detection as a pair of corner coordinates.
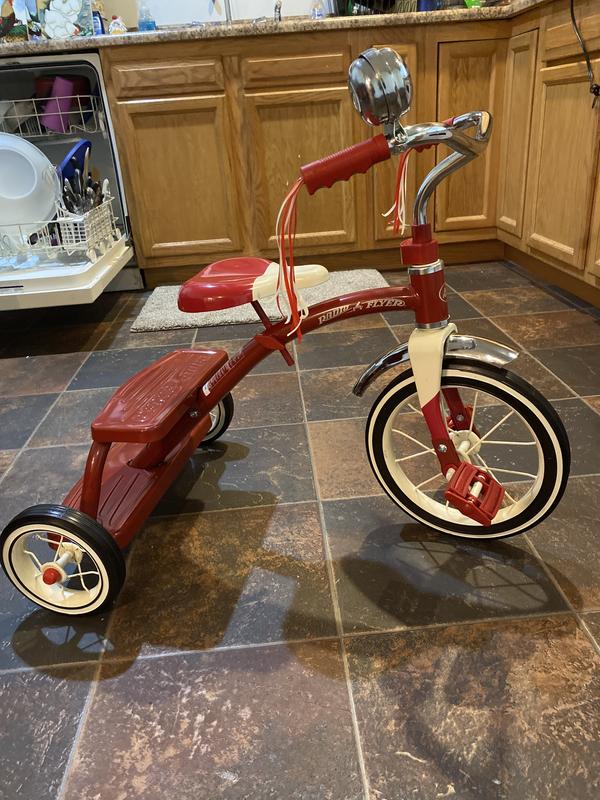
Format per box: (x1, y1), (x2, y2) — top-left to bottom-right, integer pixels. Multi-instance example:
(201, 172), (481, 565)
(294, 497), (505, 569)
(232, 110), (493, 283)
(251, 300), (273, 331)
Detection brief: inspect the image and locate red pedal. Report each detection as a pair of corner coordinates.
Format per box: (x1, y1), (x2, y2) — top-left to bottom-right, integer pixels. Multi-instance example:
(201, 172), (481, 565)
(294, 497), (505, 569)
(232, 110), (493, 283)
(444, 461), (505, 526)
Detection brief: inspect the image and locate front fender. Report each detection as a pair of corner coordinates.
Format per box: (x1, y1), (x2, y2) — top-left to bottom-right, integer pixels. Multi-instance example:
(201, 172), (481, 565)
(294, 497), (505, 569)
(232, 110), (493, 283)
(352, 334), (519, 397)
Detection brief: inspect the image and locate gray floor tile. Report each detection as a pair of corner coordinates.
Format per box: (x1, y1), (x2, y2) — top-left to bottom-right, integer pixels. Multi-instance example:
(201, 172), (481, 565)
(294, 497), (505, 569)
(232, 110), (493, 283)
(0, 665), (95, 800)
(29, 388), (115, 447)
(0, 394), (57, 449)
(444, 261), (534, 292)
(155, 424), (315, 514)
(68, 346), (176, 390)
(62, 642), (362, 800)
(106, 503), (335, 659)
(553, 398), (600, 476)
(231, 372), (303, 428)
(346, 615), (600, 800)
(493, 309), (600, 350)
(463, 285), (571, 317)
(322, 495), (567, 633)
(0, 445), (89, 530)
(297, 328), (397, 371)
(0, 353), (87, 397)
(534, 344), (600, 397)
(528, 475), (600, 611)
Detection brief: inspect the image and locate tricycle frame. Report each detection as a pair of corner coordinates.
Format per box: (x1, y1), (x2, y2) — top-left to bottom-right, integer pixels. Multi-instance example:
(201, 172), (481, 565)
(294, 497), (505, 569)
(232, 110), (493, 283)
(70, 265), (450, 549)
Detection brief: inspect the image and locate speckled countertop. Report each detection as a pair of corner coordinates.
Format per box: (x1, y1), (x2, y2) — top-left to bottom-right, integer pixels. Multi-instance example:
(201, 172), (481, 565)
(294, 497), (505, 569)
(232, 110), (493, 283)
(0, 0), (549, 57)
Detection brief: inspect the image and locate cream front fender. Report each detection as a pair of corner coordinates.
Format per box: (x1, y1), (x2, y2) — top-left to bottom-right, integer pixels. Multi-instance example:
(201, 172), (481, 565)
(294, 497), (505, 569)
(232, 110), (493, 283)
(352, 333), (519, 397)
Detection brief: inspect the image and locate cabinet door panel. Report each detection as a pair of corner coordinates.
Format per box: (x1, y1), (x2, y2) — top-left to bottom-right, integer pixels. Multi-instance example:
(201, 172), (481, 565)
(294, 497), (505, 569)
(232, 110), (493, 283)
(497, 30), (538, 238)
(586, 163), (600, 280)
(525, 60), (600, 270)
(436, 40), (503, 232)
(245, 87), (358, 251)
(371, 43), (418, 244)
(115, 95), (241, 260)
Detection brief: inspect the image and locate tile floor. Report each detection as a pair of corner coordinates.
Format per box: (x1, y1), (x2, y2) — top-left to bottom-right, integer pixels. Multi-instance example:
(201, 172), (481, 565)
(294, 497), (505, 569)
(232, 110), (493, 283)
(1, 260), (600, 800)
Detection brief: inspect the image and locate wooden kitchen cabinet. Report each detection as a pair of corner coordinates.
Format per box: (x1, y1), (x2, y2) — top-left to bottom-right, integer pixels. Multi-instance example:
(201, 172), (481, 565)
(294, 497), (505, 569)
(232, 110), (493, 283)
(112, 94), (243, 263)
(244, 85), (362, 253)
(496, 30), (538, 238)
(586, 166), (600, 280)
(525, 59), (600, 271)
(435, 39), (505, 232)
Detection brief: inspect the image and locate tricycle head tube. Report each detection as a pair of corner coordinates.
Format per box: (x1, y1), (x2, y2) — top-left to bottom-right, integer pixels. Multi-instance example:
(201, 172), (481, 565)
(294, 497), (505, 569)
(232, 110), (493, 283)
(408, 260), (449, 328)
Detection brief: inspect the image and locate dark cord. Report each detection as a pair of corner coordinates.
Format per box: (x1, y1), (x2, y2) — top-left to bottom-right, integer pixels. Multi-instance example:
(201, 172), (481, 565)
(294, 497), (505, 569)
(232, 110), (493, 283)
(570, 0), (600, 106)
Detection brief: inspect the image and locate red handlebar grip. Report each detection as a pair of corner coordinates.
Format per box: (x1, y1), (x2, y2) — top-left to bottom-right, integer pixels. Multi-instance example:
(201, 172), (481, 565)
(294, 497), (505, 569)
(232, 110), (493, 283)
(300, 134), (391, 195)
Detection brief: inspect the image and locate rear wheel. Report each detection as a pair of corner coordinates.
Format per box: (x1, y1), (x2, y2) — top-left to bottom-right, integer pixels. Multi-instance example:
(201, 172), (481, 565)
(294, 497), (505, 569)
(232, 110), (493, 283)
(201, 393), (234, 445)
(1, 505), (125, 615)
(366, 358), (570, 539)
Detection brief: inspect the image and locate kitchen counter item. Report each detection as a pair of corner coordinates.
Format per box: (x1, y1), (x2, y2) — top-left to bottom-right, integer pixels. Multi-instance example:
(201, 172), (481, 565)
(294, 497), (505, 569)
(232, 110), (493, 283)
(0, 132), (61, 237)
(0, 0), (553, 56)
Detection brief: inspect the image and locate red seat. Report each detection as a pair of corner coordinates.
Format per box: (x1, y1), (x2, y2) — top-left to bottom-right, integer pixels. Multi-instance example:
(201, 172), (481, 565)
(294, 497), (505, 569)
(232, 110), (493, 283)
(178, 257), (272, 313)
(178, 257), (330, 314)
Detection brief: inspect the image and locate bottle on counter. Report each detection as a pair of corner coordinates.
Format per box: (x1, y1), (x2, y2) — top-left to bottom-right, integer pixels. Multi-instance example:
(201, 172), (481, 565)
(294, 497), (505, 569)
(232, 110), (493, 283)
(108, 15), (128, 33)
(310, 0), (326, 18)
(138, 0), (157, 31)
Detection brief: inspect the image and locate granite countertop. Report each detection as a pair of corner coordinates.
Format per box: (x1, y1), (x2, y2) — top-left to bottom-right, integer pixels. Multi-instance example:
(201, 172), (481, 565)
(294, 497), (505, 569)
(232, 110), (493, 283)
(0, 0), (549, 57)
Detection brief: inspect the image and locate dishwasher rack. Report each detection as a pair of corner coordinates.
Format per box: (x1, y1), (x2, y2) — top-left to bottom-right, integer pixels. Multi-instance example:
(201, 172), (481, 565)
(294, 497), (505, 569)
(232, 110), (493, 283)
(0, 198), (122, 263)
(0, 93), (106, 140)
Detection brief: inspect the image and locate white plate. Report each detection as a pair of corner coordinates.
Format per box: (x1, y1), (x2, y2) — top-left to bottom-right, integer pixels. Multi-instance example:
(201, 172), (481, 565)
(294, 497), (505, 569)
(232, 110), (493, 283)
(0, 133), (61, 238)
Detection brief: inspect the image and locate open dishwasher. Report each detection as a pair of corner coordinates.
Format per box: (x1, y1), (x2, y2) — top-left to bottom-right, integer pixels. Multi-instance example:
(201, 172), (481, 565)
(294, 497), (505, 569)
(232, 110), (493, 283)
(0, 51), (134, 311)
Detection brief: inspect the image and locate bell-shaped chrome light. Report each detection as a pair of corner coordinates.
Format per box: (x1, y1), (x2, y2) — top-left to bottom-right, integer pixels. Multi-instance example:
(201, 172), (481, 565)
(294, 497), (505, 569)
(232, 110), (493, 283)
(348, 47), (412, 127)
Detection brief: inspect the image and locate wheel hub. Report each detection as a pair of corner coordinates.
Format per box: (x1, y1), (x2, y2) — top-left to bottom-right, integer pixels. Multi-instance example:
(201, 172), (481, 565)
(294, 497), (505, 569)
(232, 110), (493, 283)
(42, 566), (62, 585)
(450, 429), (481, 462)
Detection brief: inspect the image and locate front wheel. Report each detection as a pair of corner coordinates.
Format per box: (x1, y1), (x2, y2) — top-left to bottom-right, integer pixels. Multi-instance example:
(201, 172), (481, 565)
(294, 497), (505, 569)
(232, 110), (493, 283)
(366, 358), (570, 539)
(1, 505), (126, 615)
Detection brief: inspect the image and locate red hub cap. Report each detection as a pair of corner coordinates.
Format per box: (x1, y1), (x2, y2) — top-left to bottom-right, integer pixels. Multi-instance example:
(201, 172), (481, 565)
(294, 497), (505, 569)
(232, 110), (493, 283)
(42, 567), (62, 585)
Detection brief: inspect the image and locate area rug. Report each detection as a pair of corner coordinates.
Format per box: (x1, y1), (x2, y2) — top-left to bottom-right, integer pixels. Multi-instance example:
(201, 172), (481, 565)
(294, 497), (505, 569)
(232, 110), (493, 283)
(130, 269), (390, 331)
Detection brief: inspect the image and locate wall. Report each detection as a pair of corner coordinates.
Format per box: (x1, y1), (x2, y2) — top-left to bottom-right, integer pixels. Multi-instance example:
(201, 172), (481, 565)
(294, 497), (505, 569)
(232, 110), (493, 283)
(102, 0), (333, 30)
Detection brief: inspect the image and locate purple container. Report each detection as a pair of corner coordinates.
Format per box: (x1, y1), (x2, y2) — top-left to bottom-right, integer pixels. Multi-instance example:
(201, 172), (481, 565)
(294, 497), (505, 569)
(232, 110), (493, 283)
(41, 76), (76, 134)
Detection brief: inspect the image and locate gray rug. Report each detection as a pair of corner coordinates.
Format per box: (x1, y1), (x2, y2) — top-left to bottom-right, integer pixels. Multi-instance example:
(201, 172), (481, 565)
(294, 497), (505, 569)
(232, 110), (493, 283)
(131, 269), (390, 332)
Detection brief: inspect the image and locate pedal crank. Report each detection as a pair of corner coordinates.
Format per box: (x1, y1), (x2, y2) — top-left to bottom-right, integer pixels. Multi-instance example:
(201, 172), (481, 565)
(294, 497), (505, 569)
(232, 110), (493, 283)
(444, 461), (505, 526)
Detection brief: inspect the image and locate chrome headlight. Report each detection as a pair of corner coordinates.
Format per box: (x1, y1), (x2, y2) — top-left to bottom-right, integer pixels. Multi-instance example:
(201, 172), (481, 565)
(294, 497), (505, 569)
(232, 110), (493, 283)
(348, 47), (412, 127)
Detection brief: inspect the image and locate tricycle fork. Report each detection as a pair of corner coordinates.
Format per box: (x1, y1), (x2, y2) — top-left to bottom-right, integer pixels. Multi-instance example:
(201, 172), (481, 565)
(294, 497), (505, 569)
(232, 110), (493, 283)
(407, 324), (462, 476)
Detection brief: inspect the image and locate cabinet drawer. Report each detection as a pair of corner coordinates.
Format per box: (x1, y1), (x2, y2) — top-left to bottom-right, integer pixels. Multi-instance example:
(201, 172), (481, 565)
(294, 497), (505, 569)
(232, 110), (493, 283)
(542, 2), (600, 62)
(242, 52), (347, 88)
(112, 59), (224, 98)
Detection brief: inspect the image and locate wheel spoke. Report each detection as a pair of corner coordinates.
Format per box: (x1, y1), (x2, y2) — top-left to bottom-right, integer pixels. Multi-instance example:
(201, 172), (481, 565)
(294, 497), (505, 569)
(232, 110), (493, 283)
(77, 563), (88, 592)
(469, 391), (479, 433)
(392, 428), (432, 453)
(473, 453), (517, 504)
(464, 409), (515, 456)
(395, 448), (435, 462)
(415, 471), (442, 491)
(35, 536), (63, 547)
(53, 535), (64, 561)
(23, 549), (43, 571)
(483, 440), (536, 447)
(485, 467), (537, 479)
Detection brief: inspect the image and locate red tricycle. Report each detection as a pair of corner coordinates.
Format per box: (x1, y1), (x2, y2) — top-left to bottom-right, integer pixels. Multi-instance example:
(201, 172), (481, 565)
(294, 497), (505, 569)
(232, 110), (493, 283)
(0, 48), (570, 615)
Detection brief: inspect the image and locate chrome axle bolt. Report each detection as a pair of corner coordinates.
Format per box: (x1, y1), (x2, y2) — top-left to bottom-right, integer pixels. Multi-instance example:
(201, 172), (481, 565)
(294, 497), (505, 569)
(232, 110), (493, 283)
(437, 444), (448, 453)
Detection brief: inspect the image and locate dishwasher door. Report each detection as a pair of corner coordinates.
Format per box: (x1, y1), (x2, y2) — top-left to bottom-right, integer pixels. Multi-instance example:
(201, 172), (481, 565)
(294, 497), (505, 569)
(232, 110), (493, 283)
(0, 52), (135, 311)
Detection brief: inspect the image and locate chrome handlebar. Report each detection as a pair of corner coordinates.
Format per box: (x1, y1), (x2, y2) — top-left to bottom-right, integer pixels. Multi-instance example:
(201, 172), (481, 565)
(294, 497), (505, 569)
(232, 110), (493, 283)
(388, 110), (493, 226)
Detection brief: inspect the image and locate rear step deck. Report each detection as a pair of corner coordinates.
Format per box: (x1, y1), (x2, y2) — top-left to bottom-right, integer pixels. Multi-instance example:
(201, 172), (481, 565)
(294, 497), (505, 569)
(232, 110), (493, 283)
(91, 349), (228, 444)
(64, 348), (228, 546)
(64, 416), (211, 547)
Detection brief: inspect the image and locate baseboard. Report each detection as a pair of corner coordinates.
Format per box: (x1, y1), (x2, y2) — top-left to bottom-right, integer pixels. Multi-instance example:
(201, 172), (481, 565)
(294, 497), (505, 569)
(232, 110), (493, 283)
(504, 246), (600, 309)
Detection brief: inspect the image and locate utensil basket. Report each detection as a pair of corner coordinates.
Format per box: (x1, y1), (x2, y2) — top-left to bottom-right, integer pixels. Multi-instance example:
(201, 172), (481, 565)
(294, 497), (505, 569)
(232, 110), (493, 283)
(0, 198), (122, 262)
